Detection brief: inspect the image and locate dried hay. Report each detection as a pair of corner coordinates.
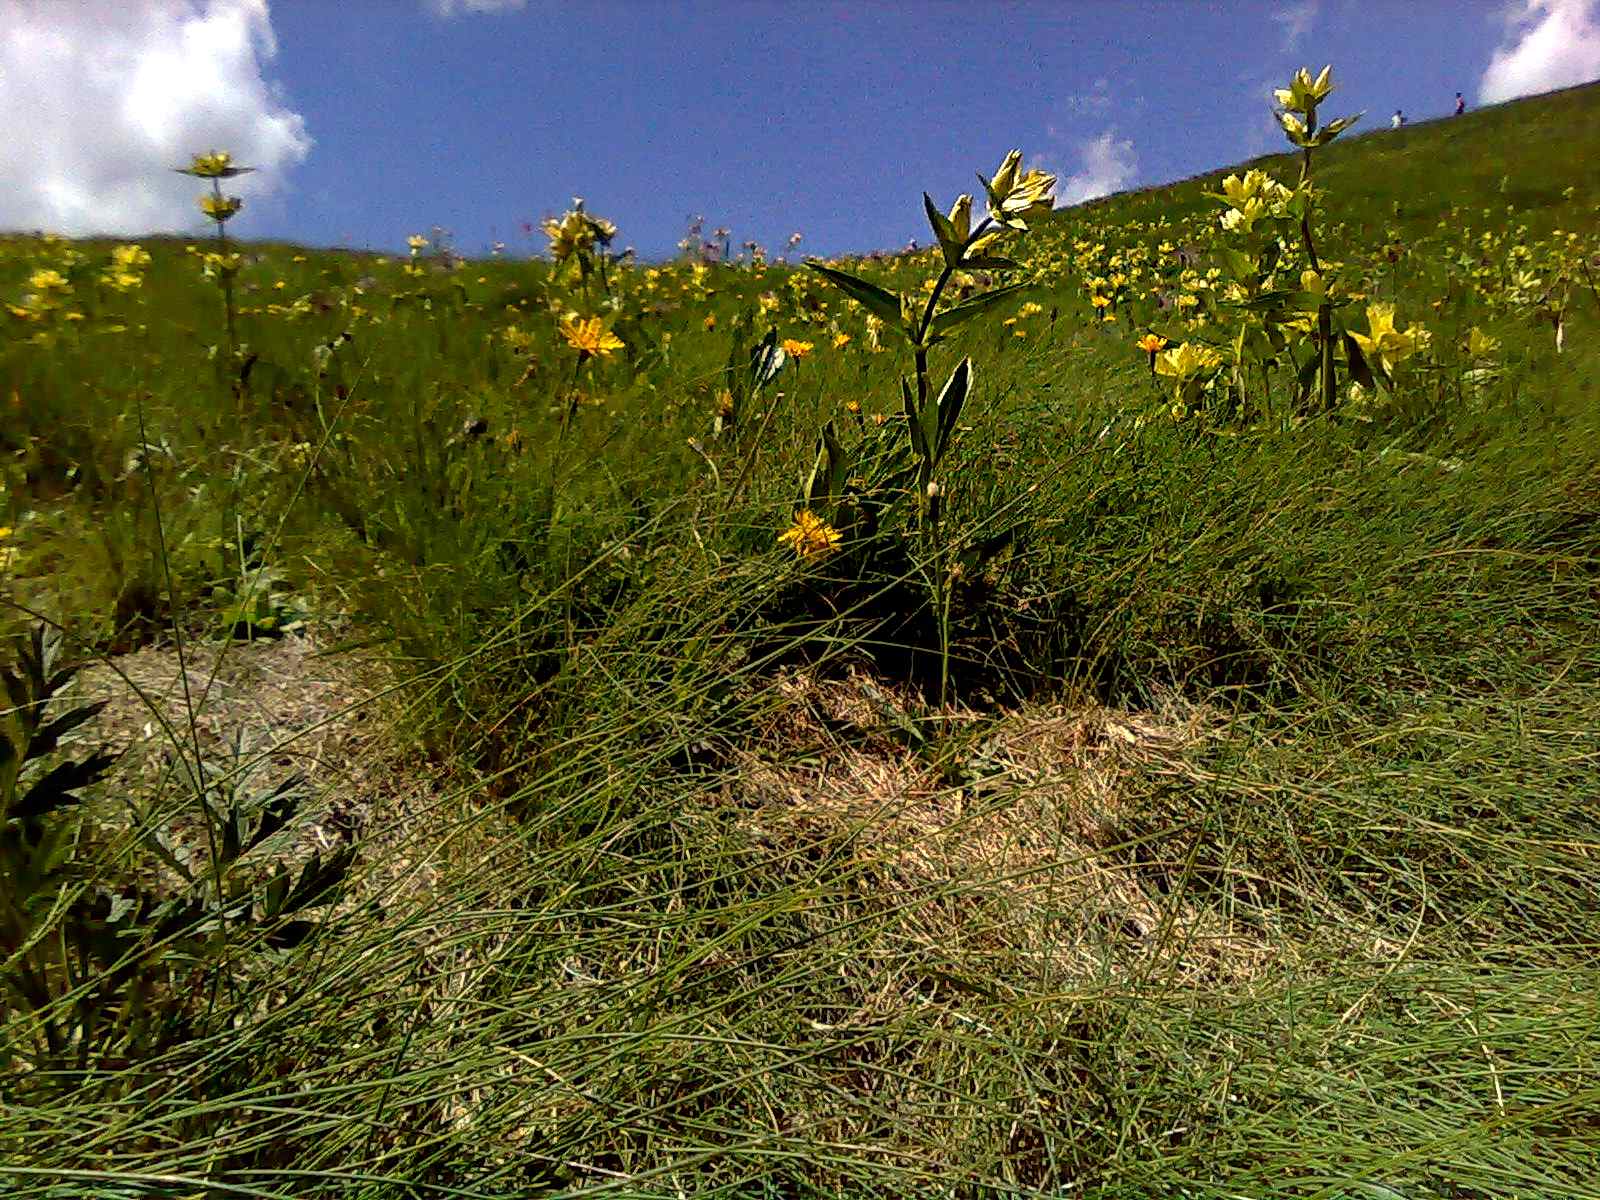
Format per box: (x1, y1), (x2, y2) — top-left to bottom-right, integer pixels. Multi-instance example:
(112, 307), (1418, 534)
(720, 668), (1275, 987)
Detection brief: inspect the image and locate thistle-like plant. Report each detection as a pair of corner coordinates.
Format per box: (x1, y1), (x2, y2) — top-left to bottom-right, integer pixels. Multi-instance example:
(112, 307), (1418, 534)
(1, 626), (117, 1066)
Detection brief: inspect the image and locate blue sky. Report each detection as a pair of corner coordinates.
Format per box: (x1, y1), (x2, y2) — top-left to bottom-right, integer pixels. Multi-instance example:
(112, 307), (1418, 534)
(4, 1), (1598, 258)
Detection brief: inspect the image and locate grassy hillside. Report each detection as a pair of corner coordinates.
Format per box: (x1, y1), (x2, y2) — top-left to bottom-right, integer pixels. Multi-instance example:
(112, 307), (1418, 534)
(2, 79), (1598, 1197)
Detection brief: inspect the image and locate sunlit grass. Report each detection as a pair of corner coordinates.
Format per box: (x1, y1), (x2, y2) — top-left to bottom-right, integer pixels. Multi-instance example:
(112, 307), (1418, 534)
(1, 77), (1598, 1198)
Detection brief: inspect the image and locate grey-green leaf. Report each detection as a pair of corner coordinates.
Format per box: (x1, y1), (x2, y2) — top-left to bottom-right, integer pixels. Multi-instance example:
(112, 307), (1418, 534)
(929, 282), (1030, 340)
(934, 357), (972, 462)
(804, 259), (905, 328)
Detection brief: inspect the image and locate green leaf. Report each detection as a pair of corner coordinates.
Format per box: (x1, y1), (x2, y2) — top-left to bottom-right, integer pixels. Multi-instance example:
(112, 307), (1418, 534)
(802, 439), (825, 508)
(14, 751), (119, 820)
(923, 192), (957, 249)
(749, 328), (787, 390)
(1235, 289), (1317, 313)
(724, 307), (755, 403)
(966, 524), (1018, 571)
(804, 259), (904, 328)
(283, 846), (356, 913)
(934, 357), (972, 463)
(1294, 347), (1321, 404)
(222, 798), (242, 864)
(245, 775), (305, 856)
(822, 420), (848, 506)
(1217, 247), (1256, 281)
(1344, 333), (1376, 392)
(262, 864), (292, 919)
(928, 282), (1029, 341)
(25, 694), (108, 761)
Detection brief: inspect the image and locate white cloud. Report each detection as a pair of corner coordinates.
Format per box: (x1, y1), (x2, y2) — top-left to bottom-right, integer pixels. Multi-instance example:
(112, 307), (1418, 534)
(0, 0), (310, 236)
(1479, 0), (1600, 104)
(1050, 131), (1137, 207)
(1272, 0), (1319, 50)
(426, 0), (527, 15)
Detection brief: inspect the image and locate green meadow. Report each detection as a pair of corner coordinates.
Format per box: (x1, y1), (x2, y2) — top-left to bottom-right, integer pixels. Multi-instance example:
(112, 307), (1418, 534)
(2, 75), (1598, 1198)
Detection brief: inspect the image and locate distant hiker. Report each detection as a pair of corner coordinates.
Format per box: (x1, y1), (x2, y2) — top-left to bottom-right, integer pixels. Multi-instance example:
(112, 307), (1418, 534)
(1391, 109), (1405, 129)
(1455, 92), (1465, 116)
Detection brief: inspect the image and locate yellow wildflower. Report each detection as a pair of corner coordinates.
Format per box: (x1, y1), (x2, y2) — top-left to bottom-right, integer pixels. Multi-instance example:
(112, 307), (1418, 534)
(1274, 66), (1334, 114)
(781, 338), (814, 359)
(980, 149), (1056, 230)
(199, 193), (243, 221)
(179, 150), (250, 178)
(560, 316), (624, 358)
(1155, 341), (1223, 380)
(778, 509), (842, 561)
(111, 244), (151, 270)
(1349, 302), (1431, 374)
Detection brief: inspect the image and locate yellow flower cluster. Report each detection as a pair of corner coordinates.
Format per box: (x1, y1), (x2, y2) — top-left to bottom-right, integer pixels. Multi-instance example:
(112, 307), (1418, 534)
(199, 192), (243, 222)
(101, 244), (152, 293)
(1349, 303), (1432, 374)
(543, 199), (618, 265)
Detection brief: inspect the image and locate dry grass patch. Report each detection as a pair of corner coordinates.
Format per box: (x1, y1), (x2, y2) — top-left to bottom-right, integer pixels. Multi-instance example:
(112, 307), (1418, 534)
(721, 669), (1275, 987)
(75, 627), (395, 854)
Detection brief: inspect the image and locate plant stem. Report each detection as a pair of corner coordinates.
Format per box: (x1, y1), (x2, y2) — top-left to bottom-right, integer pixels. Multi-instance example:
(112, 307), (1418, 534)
(1297, 142), (1336, 412)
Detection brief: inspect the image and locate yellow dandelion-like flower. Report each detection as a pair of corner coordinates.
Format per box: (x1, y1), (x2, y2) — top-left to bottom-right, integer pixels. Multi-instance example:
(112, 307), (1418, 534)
(1136, 333), (1168, 355)
(778, 509), (842, 561)
(781, 338), (814, 359)
(559, 315), (624, 359)
(832, 331), (851, 349)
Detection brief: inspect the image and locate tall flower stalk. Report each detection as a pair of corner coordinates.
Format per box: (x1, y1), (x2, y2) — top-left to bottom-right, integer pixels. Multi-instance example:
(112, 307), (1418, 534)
(1274, 68), (1361, 410)
(176, 150), (253, 355)
(805, 150), (1055, 706)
